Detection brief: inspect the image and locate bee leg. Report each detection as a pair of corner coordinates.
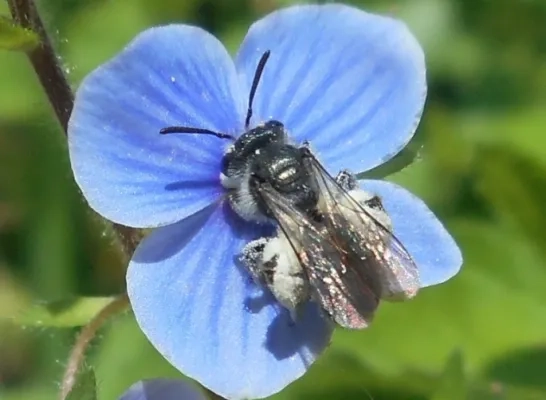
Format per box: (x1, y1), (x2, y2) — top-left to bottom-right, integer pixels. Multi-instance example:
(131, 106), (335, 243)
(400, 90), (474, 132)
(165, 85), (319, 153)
(241, 237), (274, 285)
(346, 187), (392, 230)
(335, 169), (358, 191)
(335, 169), (385, 211)
(240, 238), (267, 280)
(363, 194), (385, 212)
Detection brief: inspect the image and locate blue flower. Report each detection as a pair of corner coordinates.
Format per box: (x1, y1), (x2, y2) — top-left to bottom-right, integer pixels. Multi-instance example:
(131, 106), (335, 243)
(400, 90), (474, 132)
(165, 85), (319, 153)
(68, 4), (462, 400)
(119, 379), (206, 400)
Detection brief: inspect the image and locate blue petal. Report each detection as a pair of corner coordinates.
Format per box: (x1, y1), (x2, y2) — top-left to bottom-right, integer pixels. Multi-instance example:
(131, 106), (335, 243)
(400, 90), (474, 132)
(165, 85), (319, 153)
(360, 180), (462, 287)
(127, 204), (332, 400)
(119, 379), (206, 400)
(236, 4), (426, 175)
(69, 26), (245, 228)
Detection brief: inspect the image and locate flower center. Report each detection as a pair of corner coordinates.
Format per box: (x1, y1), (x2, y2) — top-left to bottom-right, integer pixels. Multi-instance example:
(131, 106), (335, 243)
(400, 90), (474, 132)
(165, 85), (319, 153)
(220, 120), (319, 222)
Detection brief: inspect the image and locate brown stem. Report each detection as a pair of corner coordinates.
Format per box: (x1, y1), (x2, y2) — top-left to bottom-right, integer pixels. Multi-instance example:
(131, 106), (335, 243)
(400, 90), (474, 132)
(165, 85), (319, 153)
(7, 0), (142, 250)
(59, 294), (130, 400)
(8, 0), (74, 133)
(113, 223), (145, 258)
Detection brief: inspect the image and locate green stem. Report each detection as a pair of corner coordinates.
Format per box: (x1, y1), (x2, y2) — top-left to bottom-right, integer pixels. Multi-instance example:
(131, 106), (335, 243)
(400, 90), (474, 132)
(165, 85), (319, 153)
(59, 294), (130, 400)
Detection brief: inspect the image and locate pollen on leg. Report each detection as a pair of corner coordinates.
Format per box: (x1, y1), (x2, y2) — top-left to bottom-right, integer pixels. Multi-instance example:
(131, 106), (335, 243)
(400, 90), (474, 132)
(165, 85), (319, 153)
(349, 189), (392, 230)
(261, 234), (309, 316)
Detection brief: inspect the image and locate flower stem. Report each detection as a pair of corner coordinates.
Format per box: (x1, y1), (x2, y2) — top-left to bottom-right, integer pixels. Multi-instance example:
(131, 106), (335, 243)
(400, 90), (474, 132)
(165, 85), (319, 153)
(7, 0), (141, 254)
(7, 0), (73, 133)
(5, 0), (146, 397)
(59, 294), (130, 400)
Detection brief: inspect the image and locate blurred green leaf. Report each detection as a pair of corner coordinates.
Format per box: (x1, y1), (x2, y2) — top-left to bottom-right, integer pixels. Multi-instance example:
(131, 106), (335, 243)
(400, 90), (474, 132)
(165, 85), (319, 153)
(0, 49), (43, 118)
(0, 16), (39, 51)
(470, 382), (546, 400)
(0, 385), (57, 400)
(280, 350), (431, 400)
(474, 145), (546, 259)
(484, 346), (546, 389)
(455, 109), (546, 167)
(66, 364), (97, 400)
(65, 1), (153, 81)
(432, 351), (467, 400)
(15, 297), (114, 327)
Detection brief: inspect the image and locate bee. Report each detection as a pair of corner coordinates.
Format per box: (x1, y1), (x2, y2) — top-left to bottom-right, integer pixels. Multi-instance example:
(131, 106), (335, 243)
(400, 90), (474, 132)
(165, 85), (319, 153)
(160, 50), (420, 329)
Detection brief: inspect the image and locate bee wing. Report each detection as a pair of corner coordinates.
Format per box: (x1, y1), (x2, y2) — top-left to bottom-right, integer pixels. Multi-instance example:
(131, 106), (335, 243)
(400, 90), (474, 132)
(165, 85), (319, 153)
(304, 153), (420, 302)
(256, 182), (381, 329)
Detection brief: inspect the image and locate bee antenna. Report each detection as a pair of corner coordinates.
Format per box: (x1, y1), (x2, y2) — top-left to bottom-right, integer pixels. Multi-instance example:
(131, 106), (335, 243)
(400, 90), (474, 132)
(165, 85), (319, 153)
(159, 126), (235, 140)
(245, 50), (271, 129)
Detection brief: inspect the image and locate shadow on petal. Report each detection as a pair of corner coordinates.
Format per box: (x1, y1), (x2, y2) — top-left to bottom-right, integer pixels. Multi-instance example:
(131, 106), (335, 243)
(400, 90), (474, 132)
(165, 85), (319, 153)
(239, 280), (332, 363)
(240, 280), (332, 362)
(265, 302), (332, 362)
(226, 206), (333, 363)
(132, 203), (219, 263)
(128, 201), (333, 399)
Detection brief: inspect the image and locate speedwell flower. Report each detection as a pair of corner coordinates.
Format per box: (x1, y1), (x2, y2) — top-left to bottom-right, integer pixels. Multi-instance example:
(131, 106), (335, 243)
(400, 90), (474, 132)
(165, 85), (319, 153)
(68, 4), (462, 400)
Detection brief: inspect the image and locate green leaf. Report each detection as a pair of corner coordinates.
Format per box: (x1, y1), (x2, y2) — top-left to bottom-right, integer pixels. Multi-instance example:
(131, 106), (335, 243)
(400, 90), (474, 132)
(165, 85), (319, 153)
(66, 364), (98, 400)
(483, 346), (546, 389)
(470, 382), (546, 400)
(280, 350), (432, 400)
(0, 16), (39, 51)
(65, 1), (152, 81)
(432, 351), (467, 400)
(92, 313), (183, 399)
(474, 145), (546, 259)
(13, 297), (115, 327)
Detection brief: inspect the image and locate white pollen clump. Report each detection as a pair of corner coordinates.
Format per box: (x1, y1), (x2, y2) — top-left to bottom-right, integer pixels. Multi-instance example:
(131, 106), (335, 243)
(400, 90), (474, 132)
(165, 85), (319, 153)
(221, 168), (269, 222)
(348, 189), (392, 230)
(262, 234), (308, 320)
(220, 172), (239, 189)
(170, 76), (176, 83)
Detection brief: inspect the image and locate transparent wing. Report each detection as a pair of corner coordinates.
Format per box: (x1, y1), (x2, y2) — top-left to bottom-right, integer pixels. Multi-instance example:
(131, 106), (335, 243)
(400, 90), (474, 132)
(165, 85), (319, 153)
(304, 150), (420, 302)
(256, 182), (381, 329)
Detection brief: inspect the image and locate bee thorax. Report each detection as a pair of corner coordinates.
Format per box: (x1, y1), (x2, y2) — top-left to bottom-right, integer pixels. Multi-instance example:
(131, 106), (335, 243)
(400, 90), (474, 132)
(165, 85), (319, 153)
(220, 120), (319, 221)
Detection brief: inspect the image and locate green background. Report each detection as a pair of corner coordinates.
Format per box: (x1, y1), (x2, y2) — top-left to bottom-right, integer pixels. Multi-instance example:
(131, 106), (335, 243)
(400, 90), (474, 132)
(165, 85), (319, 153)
(1, 0), (546, 399)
